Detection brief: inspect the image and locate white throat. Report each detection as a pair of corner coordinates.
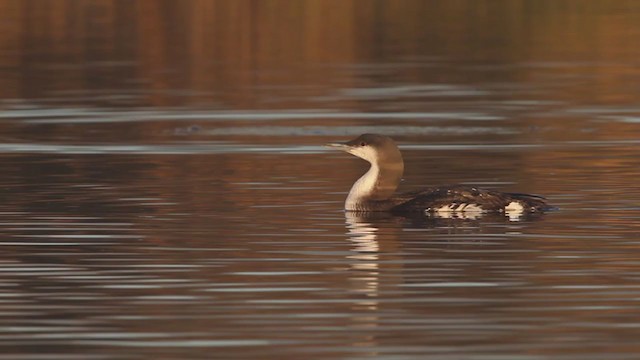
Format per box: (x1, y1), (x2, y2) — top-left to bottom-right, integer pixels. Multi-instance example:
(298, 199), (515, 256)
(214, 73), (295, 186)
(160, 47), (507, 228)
(345, 163), (379, 211)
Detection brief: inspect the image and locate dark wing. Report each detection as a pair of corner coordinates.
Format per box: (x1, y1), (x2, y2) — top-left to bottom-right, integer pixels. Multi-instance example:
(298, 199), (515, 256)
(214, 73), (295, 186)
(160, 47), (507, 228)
(390, 185), (549, 213)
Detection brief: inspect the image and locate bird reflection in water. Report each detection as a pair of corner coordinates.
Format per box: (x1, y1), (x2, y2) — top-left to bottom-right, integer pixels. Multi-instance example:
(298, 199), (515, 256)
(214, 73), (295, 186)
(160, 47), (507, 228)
(344, 211), (385, 354)
(342, 209), (545, 353)
(346, 212), (382, 309)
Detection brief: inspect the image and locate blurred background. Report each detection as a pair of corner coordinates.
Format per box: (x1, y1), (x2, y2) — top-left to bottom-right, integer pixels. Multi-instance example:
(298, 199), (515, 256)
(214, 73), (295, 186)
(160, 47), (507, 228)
(1, 1), (640, 359)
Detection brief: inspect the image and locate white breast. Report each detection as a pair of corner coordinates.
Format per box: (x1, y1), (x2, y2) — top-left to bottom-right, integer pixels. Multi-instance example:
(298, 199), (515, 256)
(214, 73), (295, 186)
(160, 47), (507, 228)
(345, 163), (379, 211)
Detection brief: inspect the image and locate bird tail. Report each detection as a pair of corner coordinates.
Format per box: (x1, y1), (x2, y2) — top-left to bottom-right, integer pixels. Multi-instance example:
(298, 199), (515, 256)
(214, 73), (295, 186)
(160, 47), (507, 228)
(507, 193), (556, 212)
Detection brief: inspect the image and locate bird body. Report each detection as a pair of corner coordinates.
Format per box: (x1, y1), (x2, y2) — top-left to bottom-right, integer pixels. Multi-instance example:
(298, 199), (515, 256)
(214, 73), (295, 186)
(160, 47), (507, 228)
(326, 134), (550, 217)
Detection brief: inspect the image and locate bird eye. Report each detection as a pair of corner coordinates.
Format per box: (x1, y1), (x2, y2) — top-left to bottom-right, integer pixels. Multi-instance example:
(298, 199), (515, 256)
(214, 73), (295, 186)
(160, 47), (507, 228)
(360, 142), (366, 146)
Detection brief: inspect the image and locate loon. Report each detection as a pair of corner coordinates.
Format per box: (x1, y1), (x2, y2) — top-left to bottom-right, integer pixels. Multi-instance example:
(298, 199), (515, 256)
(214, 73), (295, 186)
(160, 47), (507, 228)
(326, 134), (550, 216)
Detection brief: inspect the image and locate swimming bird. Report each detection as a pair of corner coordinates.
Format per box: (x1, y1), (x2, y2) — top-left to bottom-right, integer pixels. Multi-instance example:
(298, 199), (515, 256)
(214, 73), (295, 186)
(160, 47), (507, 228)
(326, 134), (550, 217)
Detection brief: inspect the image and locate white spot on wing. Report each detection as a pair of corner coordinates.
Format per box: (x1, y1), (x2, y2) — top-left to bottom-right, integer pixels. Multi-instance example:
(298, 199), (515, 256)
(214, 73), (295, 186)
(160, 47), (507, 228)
(505, 201), (524, 212)
(505, 201), (524, 221)
(430, 203), (484, 219)
(435, 205), (453, 214)
(463, 204), (483, 213)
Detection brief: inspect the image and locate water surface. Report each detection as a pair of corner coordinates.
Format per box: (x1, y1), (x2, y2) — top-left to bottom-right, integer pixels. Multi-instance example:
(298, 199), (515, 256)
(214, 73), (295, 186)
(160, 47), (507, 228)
(2, 1), (640, 359)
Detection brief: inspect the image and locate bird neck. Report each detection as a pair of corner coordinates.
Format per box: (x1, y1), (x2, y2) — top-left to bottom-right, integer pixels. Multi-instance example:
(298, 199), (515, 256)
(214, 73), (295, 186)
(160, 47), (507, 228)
(345, 160), (404, 211)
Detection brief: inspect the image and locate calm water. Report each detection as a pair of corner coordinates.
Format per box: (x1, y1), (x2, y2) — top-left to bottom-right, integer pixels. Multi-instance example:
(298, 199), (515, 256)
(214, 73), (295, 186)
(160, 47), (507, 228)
(2, 1), (640, 359)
